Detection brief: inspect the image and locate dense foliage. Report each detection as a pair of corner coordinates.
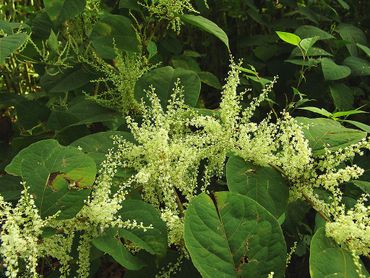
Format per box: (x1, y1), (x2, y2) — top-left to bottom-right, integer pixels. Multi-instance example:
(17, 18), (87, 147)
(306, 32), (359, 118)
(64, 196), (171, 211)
(0, 0), (370, 277)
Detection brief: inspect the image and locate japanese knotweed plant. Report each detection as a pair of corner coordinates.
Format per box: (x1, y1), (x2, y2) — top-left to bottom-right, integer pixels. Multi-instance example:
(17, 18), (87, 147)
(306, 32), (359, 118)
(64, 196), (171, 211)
(107, 60), (370, 258)
(0, 60), (369, 277)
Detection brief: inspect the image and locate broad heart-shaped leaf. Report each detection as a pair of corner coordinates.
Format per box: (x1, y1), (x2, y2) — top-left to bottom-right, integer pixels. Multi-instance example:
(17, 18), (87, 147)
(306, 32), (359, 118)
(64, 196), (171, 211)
(135, 66), (201, 108)
(92, 228), (146, 271)
(310, 228), (369, 277)
(118, 199), (168, 257)
(296, 117), (367, 156)
(40, 65), (96, 93)
(329, 83), (354, 111)
(321, 58), (351, 80)
(45, 0), (86, 26)
(226, 155), (289, 218)
(58, 0), (86, 24)
(295, 25), (334, 40)
(71, 131), (134, 165)
(47, 98), (123, 133)
(0, 33), (28, 64)
(180, 15), (229, 50)
(184, 192), (287, 278)
(343, 56), (370, 76)
(5, 139), (96, 219)
(90, 14), (139, 59)
(276, 31), (301, 46)
(336, 23), (367, 57)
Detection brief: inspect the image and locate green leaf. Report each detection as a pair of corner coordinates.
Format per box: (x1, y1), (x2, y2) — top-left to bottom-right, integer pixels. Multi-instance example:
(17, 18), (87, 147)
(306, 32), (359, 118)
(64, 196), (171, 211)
(226, 155), (289, 218)
(295, 25), (334, 40)
(336, 24), (367, 56)
(0, 175), (22, 201)
(310, 228), (369, 277)
(71, 131), (134, 165)
(119, 0), (141, 11)
(299, 36), (320, 53)
(44, 0), (63, 22)
(90, 14), (139, 59)
(181, 15), (229, 50)
(356, 43), (370, 58)
(336, 0), (350, 10)
(285, 58), (321, 67)
(45, 0), (85, 25)
(47, 98), (122, 132)
(321, 58), (351, 80)
(276, 31), (301, 46)
(118, 199), (168, 257)
(332, 110), (367, 118)
(184, 192), (287, 278)
(298, 107), (332, 117)
(198, 71), (221, 89)
(352, 180), (370, 194)
(296, 117), (367, 155)
(291, 47), (332, 57)
(92, 228), (146, 270)
(40, 65), (95, 93)
(47, 30), (59, 52)
(146, 40), (157, 59)
(135, 66), (201, 107)
(0, 33), (28, 64)
(343, 120), (370, 133)
(5, 139), (96, 219)
(0, 20), (26, 34)
(329, 83), (354, 111)
(343, 56), (370, 76)
(58, 0), (86, 24)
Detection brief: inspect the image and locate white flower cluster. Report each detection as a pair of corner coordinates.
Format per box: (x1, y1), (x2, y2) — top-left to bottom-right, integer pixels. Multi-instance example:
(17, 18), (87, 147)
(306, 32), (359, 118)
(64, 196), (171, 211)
(109, 59), (370, 257)
(141, 0), (199, 33)
(0, 186), (46, 277)
(0, 146), (150, 277)
(325, 195), (370, 256)
(88, 51), (153, 114)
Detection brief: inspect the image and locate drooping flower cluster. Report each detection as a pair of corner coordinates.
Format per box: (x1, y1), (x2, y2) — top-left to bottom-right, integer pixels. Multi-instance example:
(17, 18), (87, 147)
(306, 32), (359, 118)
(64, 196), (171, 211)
(88, 51), (154, 114)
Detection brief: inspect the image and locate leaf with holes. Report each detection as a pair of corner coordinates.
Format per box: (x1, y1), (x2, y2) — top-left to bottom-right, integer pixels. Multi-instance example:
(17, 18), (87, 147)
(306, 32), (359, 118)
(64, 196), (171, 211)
(5, 139), (96, 219)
